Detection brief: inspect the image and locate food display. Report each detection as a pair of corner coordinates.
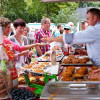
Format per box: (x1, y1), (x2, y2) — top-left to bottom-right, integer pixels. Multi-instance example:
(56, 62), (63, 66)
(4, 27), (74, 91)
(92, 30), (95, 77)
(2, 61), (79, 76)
(44, 52), (50, 56)
(32, 64), (45, 73)
(75, 48), (87, 55)
(37, 54), (50, 61)
(42, 56), (49, 60)
(18, 61), (60, 85)
(37, 50), (64, 62)
(9, 87), (36, 100)
(62, 55), (93, 66)
(18, 73), (26, 84)
(60, 66), (99, 81)
(24, 62), (39, 69)
(22, 61), (51, 73)
(18, 72), (45, 85)
(28, 73), (45, 84)
(18, 61), (50, 85)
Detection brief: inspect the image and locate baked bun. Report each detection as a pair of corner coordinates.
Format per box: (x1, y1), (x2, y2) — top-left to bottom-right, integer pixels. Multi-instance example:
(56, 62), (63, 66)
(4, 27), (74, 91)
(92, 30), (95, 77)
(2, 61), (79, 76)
(62, 77), (73, 81)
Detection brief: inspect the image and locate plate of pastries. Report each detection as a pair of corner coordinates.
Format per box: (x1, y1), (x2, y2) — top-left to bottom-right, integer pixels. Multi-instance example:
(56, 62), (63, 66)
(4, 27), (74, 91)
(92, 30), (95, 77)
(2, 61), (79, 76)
(61, 66), (100, 81)
(37, 53), (50, 61)
(37, 51), (64, 62)
(23, 61), (51, 74)
(18, 72), (45, 86)
(62, 55), (93, 66)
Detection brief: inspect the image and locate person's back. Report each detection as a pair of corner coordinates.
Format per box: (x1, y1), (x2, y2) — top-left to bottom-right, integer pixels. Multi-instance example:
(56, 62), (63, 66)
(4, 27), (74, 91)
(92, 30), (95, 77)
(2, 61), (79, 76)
(54, 23), (62, 37)
(54, 30), (60, 37)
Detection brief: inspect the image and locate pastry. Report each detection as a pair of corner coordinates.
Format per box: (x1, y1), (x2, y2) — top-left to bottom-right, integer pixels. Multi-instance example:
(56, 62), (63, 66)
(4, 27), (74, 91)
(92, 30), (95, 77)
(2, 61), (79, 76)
(75, 79), (87, 81)
(42, 56), (49, 59)
(24, 65), (32, 69)
(44, 52), (50, 56)
(73, 73), (84, 79)
(79, 58), (87, 64)
(63, 58), (71, 64)
(39, 77), (44, 82)
(56, 53), (62, 56)
(62, 77), (73, 81)
(72, 59), (79, 64)
(18, 76), (26, 83)
(65, 66), (75, 74)
(89, 66), (99, 73)
(62, 71), (73, 77)
(76, 67), (88, 75)
(29, 77), (36, 82)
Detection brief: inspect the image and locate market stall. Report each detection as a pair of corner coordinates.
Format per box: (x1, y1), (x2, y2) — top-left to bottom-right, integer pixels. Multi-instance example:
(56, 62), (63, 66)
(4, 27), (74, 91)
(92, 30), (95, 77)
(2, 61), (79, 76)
(16, 41), (97, 100)
(0, 18), (100, 100)
(0, 38), (99, 100)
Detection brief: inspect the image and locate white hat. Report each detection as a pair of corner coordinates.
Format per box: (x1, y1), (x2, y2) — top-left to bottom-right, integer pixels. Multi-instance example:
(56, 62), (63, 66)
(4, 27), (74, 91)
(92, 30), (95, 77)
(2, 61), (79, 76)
(68, 22), (74, 26)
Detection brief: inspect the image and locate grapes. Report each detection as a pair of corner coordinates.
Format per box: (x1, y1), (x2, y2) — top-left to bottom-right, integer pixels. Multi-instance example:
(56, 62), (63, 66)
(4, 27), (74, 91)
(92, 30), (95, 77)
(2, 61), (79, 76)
(9, 87), (35, 100)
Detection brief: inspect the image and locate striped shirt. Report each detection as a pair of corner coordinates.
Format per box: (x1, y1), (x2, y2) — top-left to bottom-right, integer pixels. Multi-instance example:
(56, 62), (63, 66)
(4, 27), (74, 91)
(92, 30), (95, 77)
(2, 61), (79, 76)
(35, 27), (52, 55)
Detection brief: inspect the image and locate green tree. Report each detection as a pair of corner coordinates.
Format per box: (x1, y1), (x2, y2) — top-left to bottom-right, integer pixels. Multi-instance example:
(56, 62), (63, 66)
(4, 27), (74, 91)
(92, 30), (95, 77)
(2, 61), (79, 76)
(4, 0), (27, 22)
(0, 0), (14, 17)
(2, 0), (100, 24)
(50, 2), (79, 24)
(26, 0), (62, 22)
(78, 1), (100, 8)
(26, 0), (78, 23)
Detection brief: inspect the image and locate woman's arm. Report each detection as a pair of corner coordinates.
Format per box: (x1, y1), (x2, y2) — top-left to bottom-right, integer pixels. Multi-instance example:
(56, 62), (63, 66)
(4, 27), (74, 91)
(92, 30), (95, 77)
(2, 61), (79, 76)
(17, 50), (29, 57)
(3, 38), (42, 52)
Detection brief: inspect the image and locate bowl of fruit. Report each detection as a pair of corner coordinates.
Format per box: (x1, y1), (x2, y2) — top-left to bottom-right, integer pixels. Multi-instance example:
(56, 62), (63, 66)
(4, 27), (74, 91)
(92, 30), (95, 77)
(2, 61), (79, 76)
(9, 85), (36, 100)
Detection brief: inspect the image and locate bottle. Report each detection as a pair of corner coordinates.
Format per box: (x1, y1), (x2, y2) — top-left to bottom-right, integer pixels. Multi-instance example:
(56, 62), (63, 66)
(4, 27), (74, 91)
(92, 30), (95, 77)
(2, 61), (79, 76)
(51, 50), (56, 65)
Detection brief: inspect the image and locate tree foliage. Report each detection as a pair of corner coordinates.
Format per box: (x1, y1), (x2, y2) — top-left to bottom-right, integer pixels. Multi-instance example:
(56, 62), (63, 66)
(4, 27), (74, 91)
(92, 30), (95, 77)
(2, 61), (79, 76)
(78, 1), (100, 7)
(50, 2), (79, 24)
(26, 0), (61, 22)
(4, 0), (27, 22)
(0, 0), (13, 16)
(0, 0), (100, 24)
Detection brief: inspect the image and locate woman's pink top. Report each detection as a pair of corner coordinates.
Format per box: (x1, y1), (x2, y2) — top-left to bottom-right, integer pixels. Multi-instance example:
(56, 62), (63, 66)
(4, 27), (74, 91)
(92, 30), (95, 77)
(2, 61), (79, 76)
(3, 36), (25, 52)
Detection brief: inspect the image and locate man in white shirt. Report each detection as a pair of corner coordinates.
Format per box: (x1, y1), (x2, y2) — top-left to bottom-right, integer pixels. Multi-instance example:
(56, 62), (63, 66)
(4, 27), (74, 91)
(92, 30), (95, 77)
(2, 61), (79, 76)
(41, 8), (100, 67)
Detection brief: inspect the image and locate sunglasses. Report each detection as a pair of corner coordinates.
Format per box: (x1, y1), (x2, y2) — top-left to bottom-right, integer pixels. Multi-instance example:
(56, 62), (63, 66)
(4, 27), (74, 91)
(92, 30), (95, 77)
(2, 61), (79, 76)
(64, 28), (70, 30)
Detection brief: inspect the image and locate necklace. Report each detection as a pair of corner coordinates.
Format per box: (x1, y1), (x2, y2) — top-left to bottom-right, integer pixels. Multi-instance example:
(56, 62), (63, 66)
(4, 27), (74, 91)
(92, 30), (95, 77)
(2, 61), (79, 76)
(15, 35), (22, 45)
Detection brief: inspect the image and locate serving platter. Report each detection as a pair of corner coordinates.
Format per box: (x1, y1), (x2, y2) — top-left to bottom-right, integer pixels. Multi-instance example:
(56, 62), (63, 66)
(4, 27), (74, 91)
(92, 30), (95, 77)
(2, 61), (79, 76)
(58, 66), (99, 82)
(61, 55), (93, 66)
(22, 62), (61, 75)
(37, 51), (64, 62)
